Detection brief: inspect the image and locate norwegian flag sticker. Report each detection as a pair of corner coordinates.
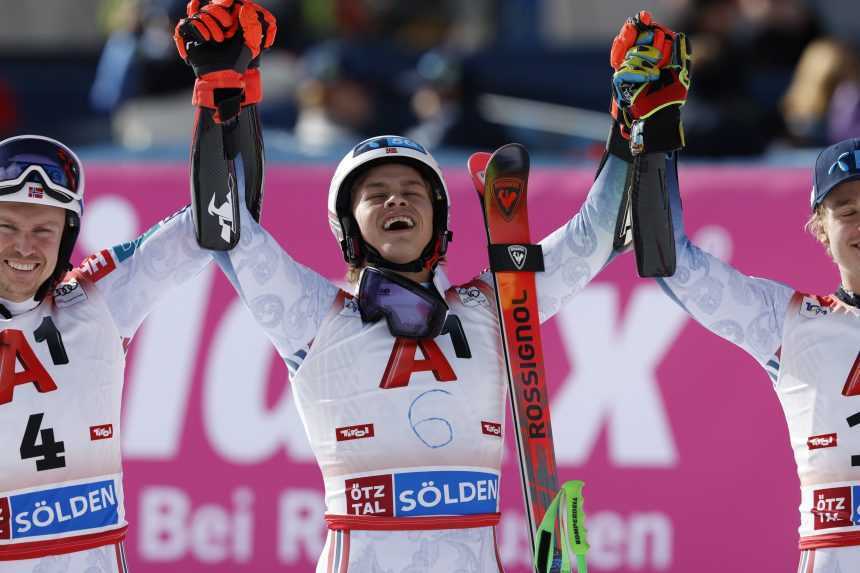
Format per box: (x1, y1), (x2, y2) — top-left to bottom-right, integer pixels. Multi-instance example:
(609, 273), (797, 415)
(26, 183), (44, 199)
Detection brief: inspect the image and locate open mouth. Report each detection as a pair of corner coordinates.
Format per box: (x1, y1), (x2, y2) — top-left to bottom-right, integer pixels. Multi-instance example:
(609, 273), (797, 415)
(5, 260), (38, 272)
(383, 215), (416, 231)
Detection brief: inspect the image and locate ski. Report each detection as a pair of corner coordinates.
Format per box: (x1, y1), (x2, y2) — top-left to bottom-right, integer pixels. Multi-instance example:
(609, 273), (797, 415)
(468, 144), (560, 565)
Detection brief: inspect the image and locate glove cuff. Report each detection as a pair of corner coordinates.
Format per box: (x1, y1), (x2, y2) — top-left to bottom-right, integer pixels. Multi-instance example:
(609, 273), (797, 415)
(606, 120), (634, 163)
(242, 68), (262, 105)
(636, 105), (685, 153)
(193, 70), (245, 109)
(607, 105), (684, 159)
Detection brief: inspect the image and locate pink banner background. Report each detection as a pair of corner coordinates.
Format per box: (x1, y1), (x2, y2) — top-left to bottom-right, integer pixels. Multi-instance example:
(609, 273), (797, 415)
(78, 160), (825, 572)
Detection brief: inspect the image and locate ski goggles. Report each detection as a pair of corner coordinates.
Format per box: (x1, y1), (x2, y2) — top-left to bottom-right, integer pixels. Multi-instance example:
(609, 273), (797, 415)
(0, 135), (84, 214)
(357, 266), (449, 339)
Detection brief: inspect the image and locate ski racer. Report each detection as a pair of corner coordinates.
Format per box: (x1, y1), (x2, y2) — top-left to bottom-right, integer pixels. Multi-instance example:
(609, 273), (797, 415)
(616, 11), (860, 573)
(0, 135), (211, 572)
(173, 2), (688, 570)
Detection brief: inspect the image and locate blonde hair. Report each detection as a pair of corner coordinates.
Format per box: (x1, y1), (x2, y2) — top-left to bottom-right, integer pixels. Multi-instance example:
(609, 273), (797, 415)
(782, 39), (860, 125)
(805, 205), (830, 256)
(346, 265), (362, 285)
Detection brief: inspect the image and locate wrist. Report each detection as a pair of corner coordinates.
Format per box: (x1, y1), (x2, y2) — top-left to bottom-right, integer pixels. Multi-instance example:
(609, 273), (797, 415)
(193, 70), (245, 109)
(242, 68), (262, 105)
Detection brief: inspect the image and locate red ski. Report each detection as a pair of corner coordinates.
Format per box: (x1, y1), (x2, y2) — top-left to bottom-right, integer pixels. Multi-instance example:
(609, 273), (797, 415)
(468, 144), (560, 562)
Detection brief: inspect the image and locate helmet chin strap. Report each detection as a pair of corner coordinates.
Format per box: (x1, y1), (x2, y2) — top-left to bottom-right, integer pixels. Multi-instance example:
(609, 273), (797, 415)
(363, 243), (430, 273)
(34, 211), (79, 301)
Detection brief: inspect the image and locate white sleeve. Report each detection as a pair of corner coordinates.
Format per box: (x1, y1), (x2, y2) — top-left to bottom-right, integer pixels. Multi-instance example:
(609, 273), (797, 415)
(213, 205), (340, 361)
(536, 153), (628, 323)
(656, 156), (794, 368)
(79, 206), (212, 338)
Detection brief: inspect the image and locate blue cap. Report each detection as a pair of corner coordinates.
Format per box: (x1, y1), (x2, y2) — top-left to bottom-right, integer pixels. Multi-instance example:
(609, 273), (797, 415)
(812, 138), (860, 210)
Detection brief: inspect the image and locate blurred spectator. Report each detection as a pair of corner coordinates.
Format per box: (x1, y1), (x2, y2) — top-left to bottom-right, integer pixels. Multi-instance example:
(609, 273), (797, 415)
(90, 0), (190, 113)
(782, 38), (860, 146)
(670, 0), (771, 155)
(291, 1), (496, 152)
(405, 50), (507, 150)
(0, 79), (18, 138)
(668, 0), (822, 156)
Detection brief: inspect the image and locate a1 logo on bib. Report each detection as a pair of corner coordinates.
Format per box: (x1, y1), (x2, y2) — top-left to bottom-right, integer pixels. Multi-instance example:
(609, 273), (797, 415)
(508, 245), (528, 270)
(493, 177), (522, 221)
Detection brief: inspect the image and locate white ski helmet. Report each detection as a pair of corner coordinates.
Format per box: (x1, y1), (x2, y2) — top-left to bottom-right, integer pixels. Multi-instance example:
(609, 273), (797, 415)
(327, 135), (452, 272)
(0, 134), (85, 298)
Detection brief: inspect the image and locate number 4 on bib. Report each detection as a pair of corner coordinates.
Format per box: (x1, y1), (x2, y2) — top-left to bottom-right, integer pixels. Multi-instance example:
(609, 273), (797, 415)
(20, 413), (66, 471)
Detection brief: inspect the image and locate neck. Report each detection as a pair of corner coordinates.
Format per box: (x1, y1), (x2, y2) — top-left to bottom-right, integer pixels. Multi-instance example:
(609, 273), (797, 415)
(0, 294), (39, 317)
(394, 268), (432, 284)
(840, 268), (860, 295)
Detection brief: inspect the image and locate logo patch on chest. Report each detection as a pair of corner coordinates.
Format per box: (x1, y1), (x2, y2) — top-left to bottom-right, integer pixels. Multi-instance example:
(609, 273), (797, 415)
(90, 424), (114, 441)
(456, 285), (489, 308)
(481, 421), (502, 437)
(53, 279), (87, 308)
(336, 424), (375, 442)
(807, 433), (837, 450)
(800, 296), (830, 318)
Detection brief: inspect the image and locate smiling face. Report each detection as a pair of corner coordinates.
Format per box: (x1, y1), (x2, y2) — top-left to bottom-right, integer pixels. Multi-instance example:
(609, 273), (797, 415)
(818, 180), (860, 291)
(0, 202), (65, 302)
(351, 162), (435, 280)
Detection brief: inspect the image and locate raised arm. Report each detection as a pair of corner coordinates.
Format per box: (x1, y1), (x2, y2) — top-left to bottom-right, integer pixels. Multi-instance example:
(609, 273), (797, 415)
(535, 153), (628, 322)
(79, 206), (212, 338)
(655, 155), (793, 369)
(213, 205), (339, 365)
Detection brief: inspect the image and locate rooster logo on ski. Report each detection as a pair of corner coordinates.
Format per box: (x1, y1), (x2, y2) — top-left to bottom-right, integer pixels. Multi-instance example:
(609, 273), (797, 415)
(493, 177), (523, 221)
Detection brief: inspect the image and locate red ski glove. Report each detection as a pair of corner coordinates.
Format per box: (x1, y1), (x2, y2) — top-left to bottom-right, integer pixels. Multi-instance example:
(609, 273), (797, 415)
(174, 0), (277, 122)
(608, 11), (691, 153)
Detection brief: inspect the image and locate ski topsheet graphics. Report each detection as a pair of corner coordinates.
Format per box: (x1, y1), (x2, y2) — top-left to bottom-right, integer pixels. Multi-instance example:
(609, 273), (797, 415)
(468, 144), (589, 572)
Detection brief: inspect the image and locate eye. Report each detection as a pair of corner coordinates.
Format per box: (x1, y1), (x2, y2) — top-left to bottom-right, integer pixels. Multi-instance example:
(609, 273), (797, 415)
(33, 227), (60, 237)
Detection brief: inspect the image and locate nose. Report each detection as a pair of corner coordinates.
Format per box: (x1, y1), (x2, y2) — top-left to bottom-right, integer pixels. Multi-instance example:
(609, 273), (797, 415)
(13, 233), (35, 257)
(384, 192), (408, 208)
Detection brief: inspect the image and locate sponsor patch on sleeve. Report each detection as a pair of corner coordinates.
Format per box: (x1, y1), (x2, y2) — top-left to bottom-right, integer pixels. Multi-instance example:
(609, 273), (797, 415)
(78, 250), (117, 282)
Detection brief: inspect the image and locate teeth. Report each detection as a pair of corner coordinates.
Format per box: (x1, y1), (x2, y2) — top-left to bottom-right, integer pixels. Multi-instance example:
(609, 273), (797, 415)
(383, 216), (415, 230)
(7, 261), (36, 271)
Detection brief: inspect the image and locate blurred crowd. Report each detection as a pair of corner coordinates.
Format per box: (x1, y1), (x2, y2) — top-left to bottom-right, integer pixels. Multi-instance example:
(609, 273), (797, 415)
(1, 0), (858, 158)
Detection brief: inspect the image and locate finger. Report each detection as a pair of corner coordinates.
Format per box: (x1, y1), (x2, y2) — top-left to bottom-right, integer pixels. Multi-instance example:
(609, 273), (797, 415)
(611, 20), (639, 69)
(200, 3), (234, 28)
(239, 3), (263, 58)
(173, 22), (189, 60)
(196, 13), (225, 42)
(259, 5), (278, 48)
(180, 17), (212, 43)
(635, 10), (653, 28)
(186, 0), (201, 18)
